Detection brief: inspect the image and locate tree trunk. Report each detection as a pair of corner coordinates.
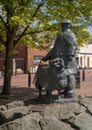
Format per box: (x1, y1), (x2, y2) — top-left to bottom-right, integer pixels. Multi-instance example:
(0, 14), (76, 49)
(1, 44), (13, 95)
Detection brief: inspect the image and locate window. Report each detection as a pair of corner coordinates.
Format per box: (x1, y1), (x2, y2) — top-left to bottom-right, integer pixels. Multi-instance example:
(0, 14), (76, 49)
(87, 57), (90, 68)
(80, 56), (82, 66)
(33, 56), (43, 64)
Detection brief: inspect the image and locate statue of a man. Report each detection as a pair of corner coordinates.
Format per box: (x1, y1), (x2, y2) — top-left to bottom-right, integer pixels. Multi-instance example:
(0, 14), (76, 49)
(42, 19), (78, 99)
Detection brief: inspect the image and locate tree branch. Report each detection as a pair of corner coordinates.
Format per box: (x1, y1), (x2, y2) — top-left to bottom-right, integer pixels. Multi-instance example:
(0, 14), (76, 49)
(31, 34), (47, 50)
(0, 15), (8, 30)
(14, 25), (54, 46)
(14, 0), (46, 46)
(32, 0), (46, 18)
(0, 34), (5, 45)
(22, 29), (45, 35)
(23, 25), (55, 35)
(14, 27), (43, 46)
(14, 26), (29, 46)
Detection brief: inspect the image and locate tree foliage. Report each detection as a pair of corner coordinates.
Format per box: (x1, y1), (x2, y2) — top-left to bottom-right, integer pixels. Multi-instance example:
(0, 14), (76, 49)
(0, 0), (92, 49)
(0, 0), (92, 95)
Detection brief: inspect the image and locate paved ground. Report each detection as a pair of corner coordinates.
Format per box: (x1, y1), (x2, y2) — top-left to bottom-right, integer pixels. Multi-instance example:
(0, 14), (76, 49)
(0, 74), (92, 105)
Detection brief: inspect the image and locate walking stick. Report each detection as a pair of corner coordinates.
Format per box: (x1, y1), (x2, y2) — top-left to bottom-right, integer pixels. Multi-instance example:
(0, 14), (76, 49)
(32, 59), (42, 84)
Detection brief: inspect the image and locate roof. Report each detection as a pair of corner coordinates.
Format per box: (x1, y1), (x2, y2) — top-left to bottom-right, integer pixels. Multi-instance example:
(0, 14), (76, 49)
(78, 38), (92, 54)
(79, 44), (92, 54)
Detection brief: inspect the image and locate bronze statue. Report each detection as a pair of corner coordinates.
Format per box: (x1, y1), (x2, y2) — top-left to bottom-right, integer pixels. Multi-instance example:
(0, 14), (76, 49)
(34, 19), (78, 101)
(34, 57), (68, 97)
(42, 19), (78, 100)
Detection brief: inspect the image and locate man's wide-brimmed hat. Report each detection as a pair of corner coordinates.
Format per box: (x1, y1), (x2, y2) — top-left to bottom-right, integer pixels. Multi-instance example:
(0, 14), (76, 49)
(61, 19), (73, 26)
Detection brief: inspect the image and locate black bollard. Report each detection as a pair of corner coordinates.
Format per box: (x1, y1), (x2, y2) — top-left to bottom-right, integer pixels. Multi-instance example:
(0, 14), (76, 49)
(28, 72), (31, 87)
(82, 69), (85, 81)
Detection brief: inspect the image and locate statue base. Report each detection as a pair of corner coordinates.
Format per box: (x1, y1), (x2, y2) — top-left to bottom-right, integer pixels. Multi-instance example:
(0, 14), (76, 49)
(55, 96), (78, 103)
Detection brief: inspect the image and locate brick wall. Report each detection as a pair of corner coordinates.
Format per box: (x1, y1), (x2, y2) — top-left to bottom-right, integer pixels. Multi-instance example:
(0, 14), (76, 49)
(83, 69), (92, 82)
(76, 68), (92, 89)
(27, 48), (47, 72)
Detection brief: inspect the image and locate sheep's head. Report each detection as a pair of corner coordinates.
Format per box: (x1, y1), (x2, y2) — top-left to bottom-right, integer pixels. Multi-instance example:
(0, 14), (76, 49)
(50, 58), (65, 70)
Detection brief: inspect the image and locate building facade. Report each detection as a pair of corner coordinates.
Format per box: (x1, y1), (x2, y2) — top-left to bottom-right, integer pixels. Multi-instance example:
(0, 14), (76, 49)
(0, 45), (47, 74)
(77, 40), (92, 69)
(0, 39), (92, 74)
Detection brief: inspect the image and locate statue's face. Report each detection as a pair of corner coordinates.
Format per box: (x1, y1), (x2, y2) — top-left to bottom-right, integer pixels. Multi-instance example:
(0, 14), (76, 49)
(61, 24), (68, 31)
(61, 23), (72, 32)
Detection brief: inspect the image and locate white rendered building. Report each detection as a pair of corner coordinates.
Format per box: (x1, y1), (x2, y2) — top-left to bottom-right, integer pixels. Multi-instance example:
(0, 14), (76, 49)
(77, 39), (92, 68)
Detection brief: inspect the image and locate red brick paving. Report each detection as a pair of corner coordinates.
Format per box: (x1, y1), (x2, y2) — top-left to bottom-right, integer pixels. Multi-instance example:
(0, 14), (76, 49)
(0, 74), (92, 97)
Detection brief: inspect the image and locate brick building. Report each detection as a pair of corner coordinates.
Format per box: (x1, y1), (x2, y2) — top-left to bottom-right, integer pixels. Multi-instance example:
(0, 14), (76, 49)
(1, 39), (92, 74)
(0, 45), (47, 74)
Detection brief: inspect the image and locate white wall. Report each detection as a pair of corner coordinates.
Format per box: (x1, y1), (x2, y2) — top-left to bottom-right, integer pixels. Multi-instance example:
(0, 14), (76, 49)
(77, 44), (92, 68)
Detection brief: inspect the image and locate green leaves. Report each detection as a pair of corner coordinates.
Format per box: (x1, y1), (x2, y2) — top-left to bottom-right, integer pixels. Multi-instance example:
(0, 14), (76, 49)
(0, 0), (92, 50)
